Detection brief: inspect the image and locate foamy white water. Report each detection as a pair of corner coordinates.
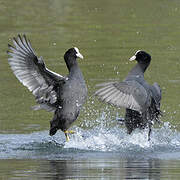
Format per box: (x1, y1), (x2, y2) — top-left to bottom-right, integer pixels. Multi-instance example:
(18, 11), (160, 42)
(0, 122), (180, 160)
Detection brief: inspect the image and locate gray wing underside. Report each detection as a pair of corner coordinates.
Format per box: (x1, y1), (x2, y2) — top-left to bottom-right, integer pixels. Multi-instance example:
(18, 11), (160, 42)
(7, 35), (65, 112)
(95, 81), (149, 112)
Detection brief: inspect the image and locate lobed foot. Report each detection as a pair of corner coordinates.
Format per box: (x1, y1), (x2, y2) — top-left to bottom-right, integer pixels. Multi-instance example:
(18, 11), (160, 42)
(64, 130), (76, 142)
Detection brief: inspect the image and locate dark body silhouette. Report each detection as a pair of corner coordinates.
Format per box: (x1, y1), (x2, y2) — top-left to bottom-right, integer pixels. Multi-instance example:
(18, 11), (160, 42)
(7, 35), (87, 141)
(95, 50), (162, 140)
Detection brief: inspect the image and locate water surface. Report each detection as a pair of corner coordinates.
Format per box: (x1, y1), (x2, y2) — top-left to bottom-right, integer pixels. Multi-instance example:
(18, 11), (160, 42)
(0, 0), (180, 179)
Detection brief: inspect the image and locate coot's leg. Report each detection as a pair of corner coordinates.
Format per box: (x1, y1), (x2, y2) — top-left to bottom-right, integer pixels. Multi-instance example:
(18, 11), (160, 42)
(117, 117), (125, 125)
(148, 124), (152, 141)
(64, 130), (76, 142)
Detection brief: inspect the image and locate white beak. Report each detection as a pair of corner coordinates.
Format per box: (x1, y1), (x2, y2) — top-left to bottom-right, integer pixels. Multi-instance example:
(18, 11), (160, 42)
(129, 55), (136, 61)
(76, 52), (84, 59)
(74, 47), (84, 59)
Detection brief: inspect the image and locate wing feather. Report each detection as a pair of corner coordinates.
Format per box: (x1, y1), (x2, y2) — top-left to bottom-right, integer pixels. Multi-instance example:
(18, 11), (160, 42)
(95, 81), (150, 112)
(7, 35), (65, 112)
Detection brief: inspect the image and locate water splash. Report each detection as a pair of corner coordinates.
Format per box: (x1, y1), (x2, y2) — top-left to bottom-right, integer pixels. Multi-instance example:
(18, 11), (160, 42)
(0, 122), (180, 160)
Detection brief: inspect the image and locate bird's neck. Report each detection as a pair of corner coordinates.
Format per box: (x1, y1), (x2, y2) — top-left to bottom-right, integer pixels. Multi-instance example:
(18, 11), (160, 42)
(128, 62), (150, 76)
(66, 59), (84, 81)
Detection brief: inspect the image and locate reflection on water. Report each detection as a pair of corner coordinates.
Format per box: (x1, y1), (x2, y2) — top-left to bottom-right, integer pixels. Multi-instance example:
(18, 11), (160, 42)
(1, 158), (180, 179)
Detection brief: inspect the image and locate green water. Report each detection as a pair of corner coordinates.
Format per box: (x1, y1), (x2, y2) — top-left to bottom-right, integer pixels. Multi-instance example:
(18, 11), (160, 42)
(1, 159), (180, 180)
(0, 0), (180, 179)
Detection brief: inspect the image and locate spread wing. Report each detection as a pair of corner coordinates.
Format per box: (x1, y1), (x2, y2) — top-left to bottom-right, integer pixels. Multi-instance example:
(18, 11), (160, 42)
(95, 81), (150, 112)
(7, 35), (66, 112)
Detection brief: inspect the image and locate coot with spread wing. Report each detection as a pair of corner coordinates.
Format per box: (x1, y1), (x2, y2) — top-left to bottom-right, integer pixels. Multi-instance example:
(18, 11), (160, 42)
(7, 35), (87, 141)
(95, 50), (162, 140)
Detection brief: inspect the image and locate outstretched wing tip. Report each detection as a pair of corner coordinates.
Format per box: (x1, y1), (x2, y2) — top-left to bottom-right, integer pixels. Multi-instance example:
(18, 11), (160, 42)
(12, 37), (17, 42)
(8, 44), (12, 48)
(7, 34), (66, 112)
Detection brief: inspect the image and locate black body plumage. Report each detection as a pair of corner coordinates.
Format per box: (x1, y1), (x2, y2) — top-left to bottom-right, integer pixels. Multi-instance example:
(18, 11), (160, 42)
(95, 50), (162, 140)
(7, 35), (87, 139)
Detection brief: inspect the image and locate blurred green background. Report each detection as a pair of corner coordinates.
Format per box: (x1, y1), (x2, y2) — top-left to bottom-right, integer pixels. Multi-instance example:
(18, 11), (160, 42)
(0, 0), (179, 134)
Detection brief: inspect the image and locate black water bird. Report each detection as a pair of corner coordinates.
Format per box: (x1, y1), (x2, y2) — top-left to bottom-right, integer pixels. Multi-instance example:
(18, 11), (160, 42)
(7, 35), (87, 141)
(95, 50), (162, 140)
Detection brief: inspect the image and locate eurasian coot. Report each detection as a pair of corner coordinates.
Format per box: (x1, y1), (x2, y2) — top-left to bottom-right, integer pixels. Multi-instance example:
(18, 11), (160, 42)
(7, 35), (87, 141)
(95, 50), (162, 140)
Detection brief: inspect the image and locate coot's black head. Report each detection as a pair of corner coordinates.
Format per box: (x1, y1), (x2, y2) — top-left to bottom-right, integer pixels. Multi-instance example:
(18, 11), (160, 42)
(64, 47), (83, 70)
(129, 50), (151, 64)
(64, 47), (83, 61)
